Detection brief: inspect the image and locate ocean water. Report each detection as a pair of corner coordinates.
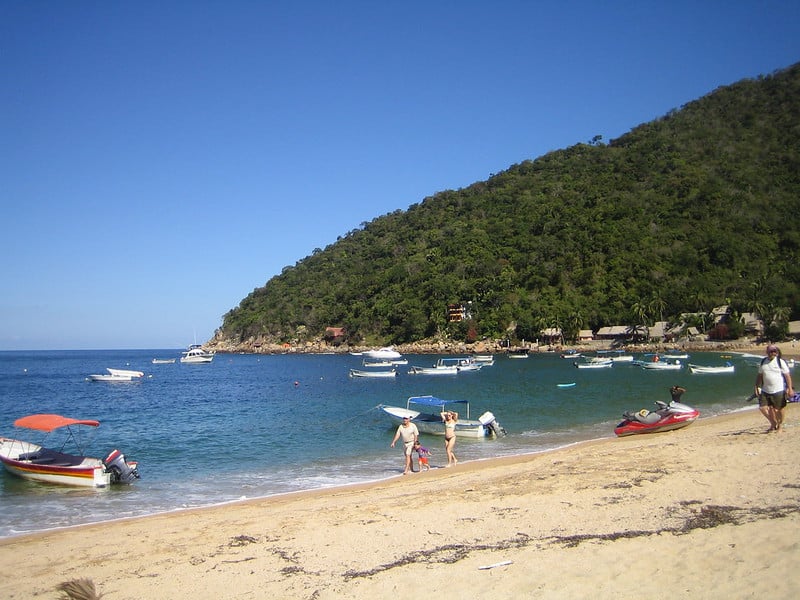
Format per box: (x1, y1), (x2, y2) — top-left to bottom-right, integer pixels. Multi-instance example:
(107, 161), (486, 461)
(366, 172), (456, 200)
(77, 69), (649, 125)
(0, 349), (760, 538)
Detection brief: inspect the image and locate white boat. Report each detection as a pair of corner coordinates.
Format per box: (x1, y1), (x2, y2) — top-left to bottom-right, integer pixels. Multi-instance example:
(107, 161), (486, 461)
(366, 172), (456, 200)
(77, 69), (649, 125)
(641, 359), (683, 370)
(408, 364), (459, 375)
(455, 357), (483, 372)
(107, 368), (144, 378)
(349, 368), (397, 378)
(560, 350), (581, 359)
(592, 350), (634, 363)
(362, 347), (403, 360)
(574, 359), (613, 369)
(87, 368), (144, 382)
(0, 414), (139, 488)
(665, 350), (690, 360)
(472, 354), (495, 365)
(362, 359), (395, 368)
(180, 345), (215, 364)
(507, 349), (529, 359)
(688, 363), (735, 374)
(379, 396), (506, 438)
(152, 358), (176, 364)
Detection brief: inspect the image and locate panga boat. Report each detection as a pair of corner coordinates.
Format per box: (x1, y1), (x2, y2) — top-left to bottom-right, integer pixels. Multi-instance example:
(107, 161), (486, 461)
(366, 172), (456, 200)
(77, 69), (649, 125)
(87, 368), (145, 382)
(407, 359), (460, 375)
(688, 363), (735, 374)
(152, 358), (176, 364)
(0, 414), (139, 487)
(574, 359), (613, 369)
(180, 345), (215, 363)
(640, 358), (683, 370)
(349, 368), (397, 378)
(379, 396), (506, 438)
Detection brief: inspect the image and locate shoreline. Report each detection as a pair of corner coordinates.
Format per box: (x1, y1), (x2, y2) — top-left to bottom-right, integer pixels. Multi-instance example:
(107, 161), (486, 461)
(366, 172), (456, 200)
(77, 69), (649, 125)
(2, 407), (797, 599)
(207, 338), (800, 360)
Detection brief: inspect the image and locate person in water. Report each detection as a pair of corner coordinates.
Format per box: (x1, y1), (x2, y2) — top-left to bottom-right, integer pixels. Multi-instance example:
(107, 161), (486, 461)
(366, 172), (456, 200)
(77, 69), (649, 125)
(441, 410), (458, 467)
(670, 385), (686, 402)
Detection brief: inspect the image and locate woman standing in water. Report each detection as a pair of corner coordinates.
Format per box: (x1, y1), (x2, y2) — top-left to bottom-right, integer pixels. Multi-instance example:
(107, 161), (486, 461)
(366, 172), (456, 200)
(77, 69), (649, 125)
(441, 411), (458, 467)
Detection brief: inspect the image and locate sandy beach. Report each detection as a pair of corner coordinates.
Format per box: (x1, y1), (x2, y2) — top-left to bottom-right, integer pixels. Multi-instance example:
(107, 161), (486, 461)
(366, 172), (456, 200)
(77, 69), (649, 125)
(1, 401), (798, 600)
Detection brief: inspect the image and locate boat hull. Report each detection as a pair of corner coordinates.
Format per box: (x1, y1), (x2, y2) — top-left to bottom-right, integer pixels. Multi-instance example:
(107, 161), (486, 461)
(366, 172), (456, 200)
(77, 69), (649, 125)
(88, 374), (136, 382)
(688, 364), (735, 374)
(641, 362), (682, 370)
(408, 366), (458, 375)
(349, 369), (396, 378)
(380, 405), (490, 438)
(0, 439), (112, 487)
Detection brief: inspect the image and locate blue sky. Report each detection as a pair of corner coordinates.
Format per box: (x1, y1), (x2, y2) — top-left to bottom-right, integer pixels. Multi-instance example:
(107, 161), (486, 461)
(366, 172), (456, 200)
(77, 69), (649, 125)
(2, 1), (798, 350)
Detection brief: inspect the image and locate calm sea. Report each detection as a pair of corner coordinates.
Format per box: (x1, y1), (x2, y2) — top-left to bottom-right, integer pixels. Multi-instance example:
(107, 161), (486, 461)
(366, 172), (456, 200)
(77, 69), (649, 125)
(0, 349), (759, 538)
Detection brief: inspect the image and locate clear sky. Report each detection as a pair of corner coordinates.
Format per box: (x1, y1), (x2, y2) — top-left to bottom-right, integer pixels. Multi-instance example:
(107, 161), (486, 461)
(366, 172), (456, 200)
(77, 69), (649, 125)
(2, 1), (798, 350)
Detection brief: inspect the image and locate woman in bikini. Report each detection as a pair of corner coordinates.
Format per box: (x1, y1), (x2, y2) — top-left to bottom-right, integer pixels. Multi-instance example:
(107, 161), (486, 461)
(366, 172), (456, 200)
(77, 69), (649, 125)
(441, 410), (458, 467)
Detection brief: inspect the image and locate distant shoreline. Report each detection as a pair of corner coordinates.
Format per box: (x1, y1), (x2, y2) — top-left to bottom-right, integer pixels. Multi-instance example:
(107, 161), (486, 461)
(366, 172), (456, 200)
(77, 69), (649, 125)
(206, 338), (799, 360)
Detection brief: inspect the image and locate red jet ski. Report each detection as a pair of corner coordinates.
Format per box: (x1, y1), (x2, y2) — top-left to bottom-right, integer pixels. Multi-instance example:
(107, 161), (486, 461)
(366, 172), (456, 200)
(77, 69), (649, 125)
(615, 386), (699, 436)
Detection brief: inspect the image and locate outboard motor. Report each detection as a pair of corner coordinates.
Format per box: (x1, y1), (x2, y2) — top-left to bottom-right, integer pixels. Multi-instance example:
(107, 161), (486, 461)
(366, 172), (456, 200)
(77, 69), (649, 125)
(478, 411), (507, 437)
(103, 449), (140, 484)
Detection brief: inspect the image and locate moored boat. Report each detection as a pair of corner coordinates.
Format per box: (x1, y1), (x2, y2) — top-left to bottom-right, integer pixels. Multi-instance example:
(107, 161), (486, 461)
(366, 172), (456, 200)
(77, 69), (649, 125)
(640, 359), (683, 370)
(379, 396), (505, 438)
(688, 362), (735, 374)
(349, 368), (397, 378)
(574, 359), (613, 369)
(180, 345), (215, 364)
(362, 347), (403, 360)
(0, 414), (139, 487)
(87, 368), (144, 382)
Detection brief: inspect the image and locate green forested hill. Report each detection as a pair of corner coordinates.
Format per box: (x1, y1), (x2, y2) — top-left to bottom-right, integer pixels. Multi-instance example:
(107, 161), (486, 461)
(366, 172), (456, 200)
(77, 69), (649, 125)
(218, 63), (800, 346)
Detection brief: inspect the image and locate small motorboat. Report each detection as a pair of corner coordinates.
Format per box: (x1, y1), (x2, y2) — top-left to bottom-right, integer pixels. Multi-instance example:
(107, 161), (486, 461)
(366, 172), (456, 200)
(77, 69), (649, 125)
(349, 368), (397, 378)
(574, 359), (613, 369)
(615, 399), (699, 436)
(688, 362), (735, 374)
(87, 368), (145, 382)
(640, 358), (683, 370)
(0, 414), (139, 487)
(152, 358), (176, 364)
(407, 359), (460, 375)
(379, 396), (505, 438)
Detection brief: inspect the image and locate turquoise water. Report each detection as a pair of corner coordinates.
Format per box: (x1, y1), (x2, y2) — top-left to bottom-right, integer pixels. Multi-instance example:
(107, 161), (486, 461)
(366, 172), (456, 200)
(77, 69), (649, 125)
(0, 349), (760, 538)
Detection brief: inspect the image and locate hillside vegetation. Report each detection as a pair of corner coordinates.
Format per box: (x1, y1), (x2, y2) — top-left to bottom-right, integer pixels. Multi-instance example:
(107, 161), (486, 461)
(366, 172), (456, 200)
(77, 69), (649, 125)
(218, 63), (800, 347)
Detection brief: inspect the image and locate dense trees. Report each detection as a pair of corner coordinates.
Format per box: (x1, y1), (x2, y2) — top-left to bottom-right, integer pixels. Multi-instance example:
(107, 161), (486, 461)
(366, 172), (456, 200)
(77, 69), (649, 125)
(219, 63), (800, 346)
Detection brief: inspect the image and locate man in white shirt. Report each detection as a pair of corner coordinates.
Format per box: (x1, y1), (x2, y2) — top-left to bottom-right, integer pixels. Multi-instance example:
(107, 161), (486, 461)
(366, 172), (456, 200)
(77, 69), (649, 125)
(390, 416), (419, 474)
(755, 344), (794, 432)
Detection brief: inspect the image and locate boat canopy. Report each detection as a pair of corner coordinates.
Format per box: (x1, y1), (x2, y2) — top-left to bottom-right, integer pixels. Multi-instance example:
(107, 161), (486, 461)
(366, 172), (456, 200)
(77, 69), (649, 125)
(407, 396), (469, 408)
(14, 414), (100, 432)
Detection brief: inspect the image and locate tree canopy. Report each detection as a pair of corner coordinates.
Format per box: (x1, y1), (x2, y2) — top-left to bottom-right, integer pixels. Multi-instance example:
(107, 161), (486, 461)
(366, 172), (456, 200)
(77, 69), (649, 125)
(218, 63), (800, 346)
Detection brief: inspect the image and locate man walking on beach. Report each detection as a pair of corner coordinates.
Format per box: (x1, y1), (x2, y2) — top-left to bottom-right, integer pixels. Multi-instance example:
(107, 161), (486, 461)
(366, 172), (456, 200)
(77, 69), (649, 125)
(390, 416), (419, 474)
(755, 344), (794, 432)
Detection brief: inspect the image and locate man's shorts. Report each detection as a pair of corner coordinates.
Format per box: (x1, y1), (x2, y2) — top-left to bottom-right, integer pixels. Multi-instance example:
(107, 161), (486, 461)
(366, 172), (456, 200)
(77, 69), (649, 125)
(759, 391), (787, 409)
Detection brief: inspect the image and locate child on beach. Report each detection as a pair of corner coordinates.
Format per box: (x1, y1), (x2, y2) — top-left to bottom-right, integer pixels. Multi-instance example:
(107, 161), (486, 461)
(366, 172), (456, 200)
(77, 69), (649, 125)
(413, 440), (431, 471)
